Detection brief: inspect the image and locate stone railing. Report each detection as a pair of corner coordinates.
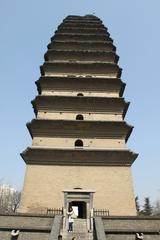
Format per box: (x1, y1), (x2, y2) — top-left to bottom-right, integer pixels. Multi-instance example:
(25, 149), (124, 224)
(94, 209), (110, 217)
(46, 208), (63, 216)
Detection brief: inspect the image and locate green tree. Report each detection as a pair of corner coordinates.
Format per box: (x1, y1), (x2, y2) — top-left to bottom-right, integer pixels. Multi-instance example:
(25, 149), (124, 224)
(142, 197), (152, 216)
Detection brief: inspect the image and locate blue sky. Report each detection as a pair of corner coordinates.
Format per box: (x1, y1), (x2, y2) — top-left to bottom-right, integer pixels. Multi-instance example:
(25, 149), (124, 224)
(0, 0), (160, 207)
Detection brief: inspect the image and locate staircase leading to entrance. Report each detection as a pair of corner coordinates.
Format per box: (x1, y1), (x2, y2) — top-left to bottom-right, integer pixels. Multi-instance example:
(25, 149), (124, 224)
(61, 219), (93, 240)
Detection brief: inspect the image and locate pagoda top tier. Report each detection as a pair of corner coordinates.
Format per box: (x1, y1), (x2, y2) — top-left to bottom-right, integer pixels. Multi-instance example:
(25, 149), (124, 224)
(40, 15), (122, 84)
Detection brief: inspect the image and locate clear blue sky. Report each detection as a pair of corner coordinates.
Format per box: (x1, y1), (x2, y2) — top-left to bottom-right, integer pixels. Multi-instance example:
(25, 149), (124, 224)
(0, 0), (160, 207)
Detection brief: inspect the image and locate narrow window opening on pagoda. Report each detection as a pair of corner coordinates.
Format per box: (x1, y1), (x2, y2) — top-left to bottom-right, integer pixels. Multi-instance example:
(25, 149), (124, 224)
(75, 139), (83, 147)
(76, 114), (84, 120)
(77, 93), (84, 96)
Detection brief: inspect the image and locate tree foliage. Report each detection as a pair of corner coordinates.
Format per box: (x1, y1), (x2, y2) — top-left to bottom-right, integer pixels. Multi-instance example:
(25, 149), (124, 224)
(141, 197), (153, 216)
(135, 196), (157, 216)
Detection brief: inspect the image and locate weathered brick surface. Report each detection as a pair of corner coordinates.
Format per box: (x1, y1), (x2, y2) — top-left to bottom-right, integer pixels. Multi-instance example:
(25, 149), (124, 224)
(0, 231), (50, 240)
(94, 217), (106, 240)
(0, 214), (53, 229)
(105, 235), (160, 240)
(102, 217), (160, 240)
(0, 214), (55, 240)
(103, 217), (160, 231)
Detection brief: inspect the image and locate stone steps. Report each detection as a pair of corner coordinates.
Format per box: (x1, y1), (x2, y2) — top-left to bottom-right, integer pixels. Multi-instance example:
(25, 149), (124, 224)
(61, 219), (93, 240)
(61, 233), (93, 240)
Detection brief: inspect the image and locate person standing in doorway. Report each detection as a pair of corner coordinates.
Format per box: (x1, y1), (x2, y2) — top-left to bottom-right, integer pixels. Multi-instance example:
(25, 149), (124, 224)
(67, 207), (74, 232)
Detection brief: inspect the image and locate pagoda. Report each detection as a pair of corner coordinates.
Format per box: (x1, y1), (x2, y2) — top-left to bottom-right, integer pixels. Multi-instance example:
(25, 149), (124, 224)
(20, 15), (138, 218)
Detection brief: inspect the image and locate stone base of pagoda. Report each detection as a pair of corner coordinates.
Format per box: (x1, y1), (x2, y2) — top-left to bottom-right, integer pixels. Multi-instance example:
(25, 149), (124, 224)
(19, 163), (136, 216)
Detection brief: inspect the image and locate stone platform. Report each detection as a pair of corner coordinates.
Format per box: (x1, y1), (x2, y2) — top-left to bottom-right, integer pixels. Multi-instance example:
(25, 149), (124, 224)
(0, 213), (160, 240)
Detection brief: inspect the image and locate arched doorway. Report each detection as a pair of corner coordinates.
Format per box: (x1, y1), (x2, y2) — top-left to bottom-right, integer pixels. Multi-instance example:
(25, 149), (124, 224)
(69, 201), (87, 218)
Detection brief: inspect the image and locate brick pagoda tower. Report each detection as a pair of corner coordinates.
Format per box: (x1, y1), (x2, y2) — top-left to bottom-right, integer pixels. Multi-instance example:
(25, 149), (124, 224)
(20, 15), (138, 217)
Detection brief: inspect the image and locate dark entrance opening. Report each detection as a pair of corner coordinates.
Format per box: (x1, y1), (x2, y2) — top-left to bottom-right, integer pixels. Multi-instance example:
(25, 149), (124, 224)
(69, 201), (87, 219)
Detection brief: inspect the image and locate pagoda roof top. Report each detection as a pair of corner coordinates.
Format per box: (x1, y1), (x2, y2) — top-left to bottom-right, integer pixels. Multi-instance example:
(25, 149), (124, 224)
(66, 15), (100, 19)
(63, 20), (102, 24)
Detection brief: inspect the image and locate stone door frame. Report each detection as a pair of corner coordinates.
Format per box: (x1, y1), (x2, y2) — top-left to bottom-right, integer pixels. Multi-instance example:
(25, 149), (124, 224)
(63, 189), (95, 232)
